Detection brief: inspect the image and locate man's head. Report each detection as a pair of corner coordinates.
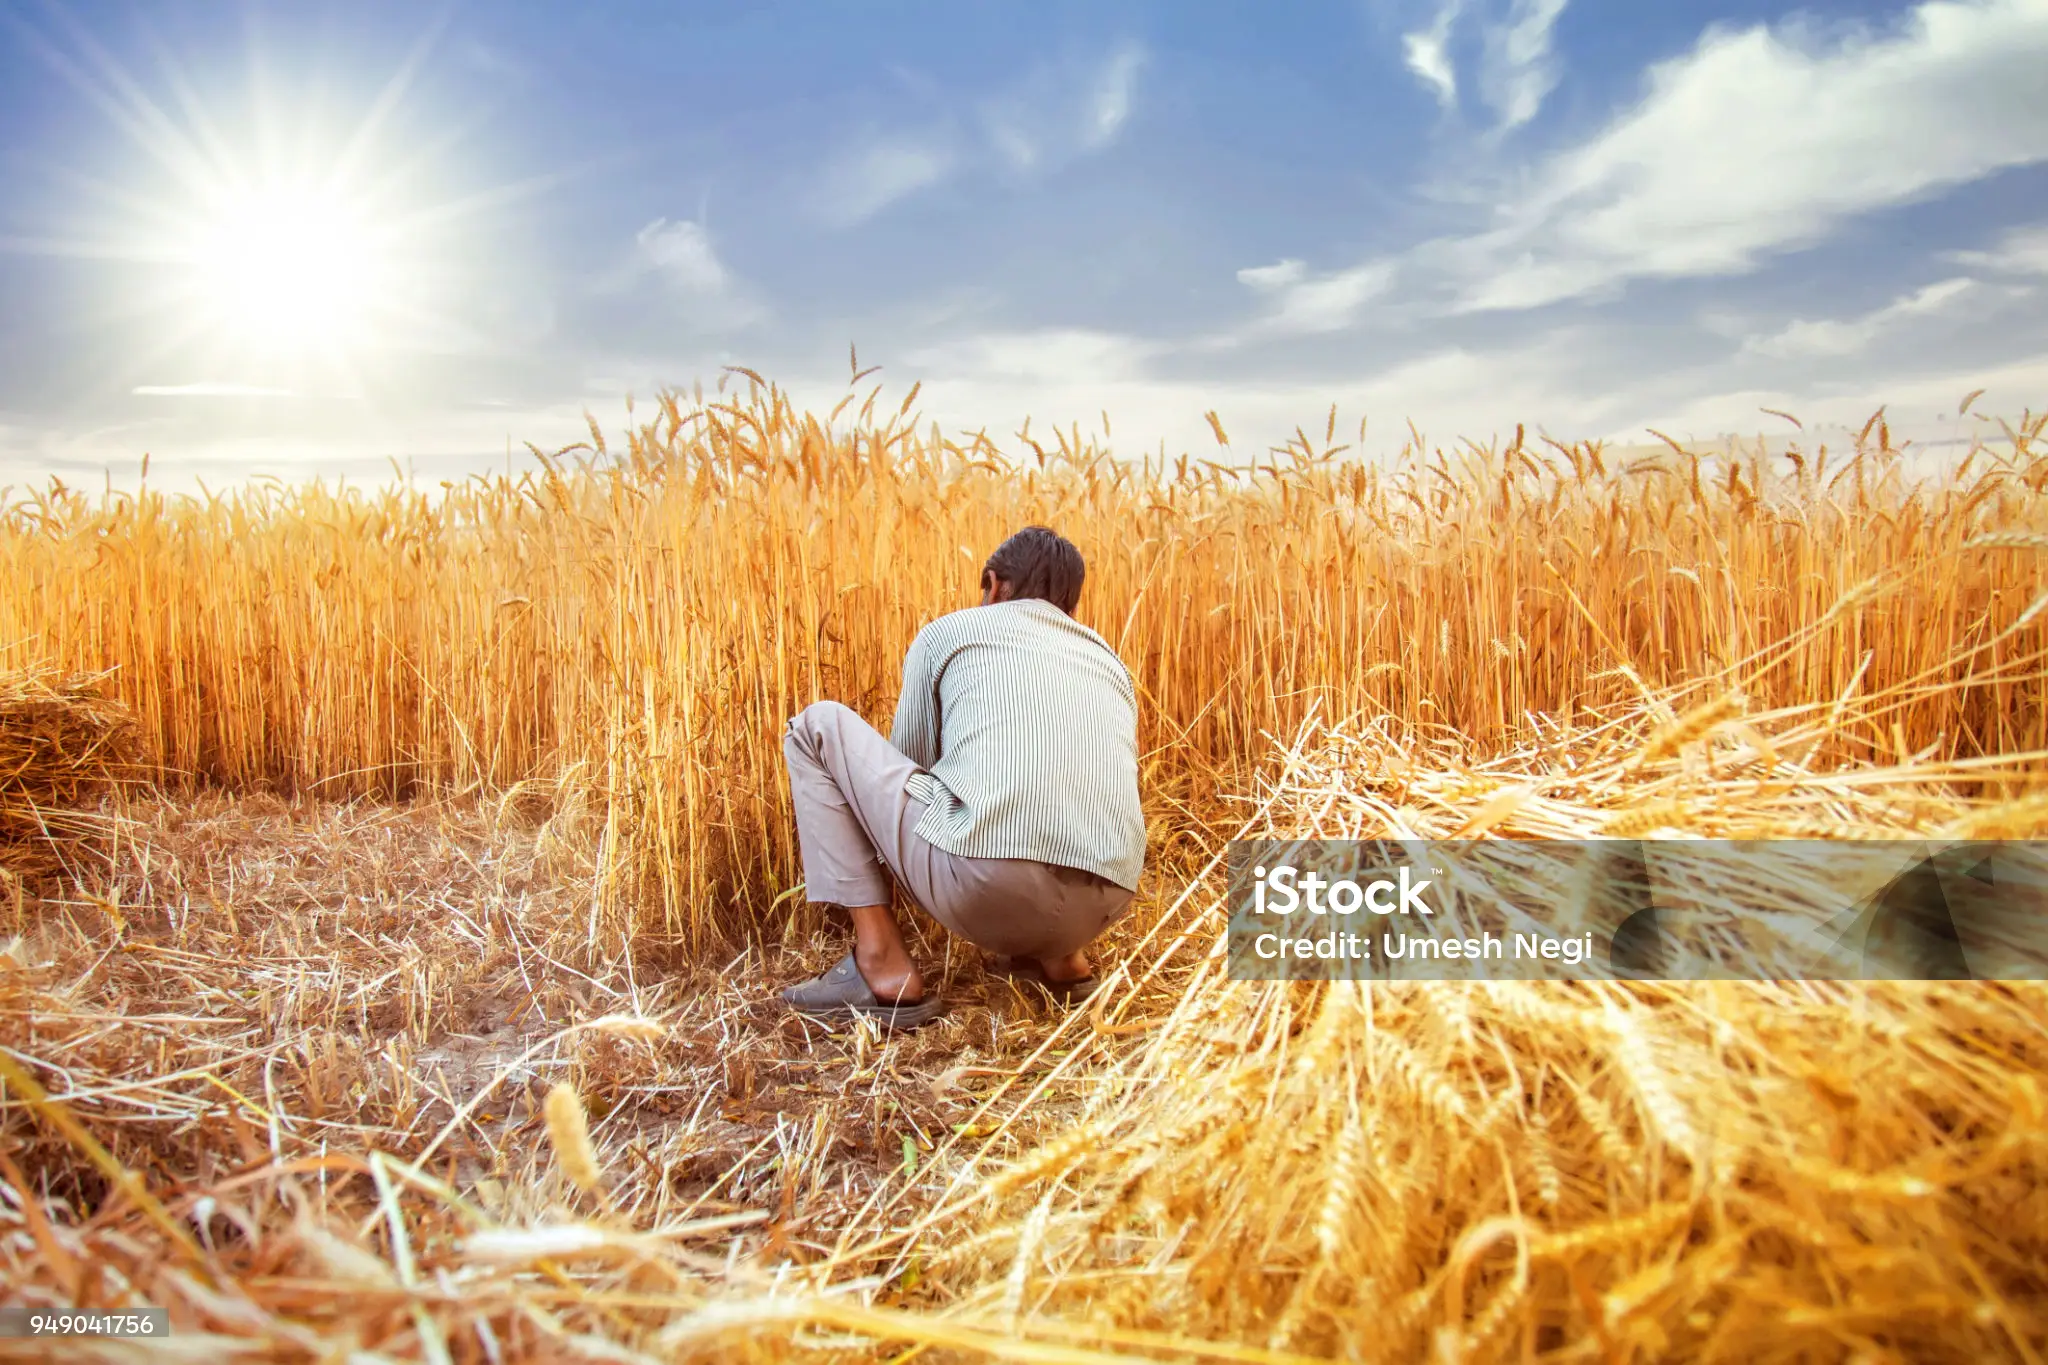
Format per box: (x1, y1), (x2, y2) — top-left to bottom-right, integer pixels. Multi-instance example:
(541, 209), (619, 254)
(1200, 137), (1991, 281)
(981, 526), (1085, 614)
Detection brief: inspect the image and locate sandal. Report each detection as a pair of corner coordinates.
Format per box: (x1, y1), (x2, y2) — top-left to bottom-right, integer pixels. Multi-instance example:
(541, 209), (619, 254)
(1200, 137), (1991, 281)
(782, 952), (944, 1030)
(990, 956), (1101, 1004)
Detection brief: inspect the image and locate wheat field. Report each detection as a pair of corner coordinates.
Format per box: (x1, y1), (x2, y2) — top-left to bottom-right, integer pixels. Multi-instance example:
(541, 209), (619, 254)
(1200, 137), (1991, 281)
(2, 373), (2047, 1362)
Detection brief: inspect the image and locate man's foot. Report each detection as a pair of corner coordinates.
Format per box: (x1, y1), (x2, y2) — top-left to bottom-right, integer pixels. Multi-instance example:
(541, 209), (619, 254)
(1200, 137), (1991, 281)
(783, 952), (944, 1029)
(990, 953), (1101, 1004)
(846, 904), (924, 1003)
(853, 941), (925, 1005)
(1036, 949), (1092, 984)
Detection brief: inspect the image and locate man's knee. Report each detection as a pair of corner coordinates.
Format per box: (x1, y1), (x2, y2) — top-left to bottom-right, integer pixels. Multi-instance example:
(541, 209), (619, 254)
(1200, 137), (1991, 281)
(785, 700), (856, 761)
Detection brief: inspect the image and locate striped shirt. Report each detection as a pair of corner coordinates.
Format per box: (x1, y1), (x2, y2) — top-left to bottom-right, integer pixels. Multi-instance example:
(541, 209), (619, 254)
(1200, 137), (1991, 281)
(891, 598), (1146, 892)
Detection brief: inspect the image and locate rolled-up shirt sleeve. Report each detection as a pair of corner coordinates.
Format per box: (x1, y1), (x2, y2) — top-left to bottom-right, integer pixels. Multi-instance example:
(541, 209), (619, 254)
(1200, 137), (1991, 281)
(890, 627), (941, 769)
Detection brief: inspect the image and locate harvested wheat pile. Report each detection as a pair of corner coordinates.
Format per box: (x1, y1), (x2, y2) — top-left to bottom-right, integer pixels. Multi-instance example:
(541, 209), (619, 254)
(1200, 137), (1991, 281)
(900, 685), (2048, 1364)
(0, 666), (138, 886)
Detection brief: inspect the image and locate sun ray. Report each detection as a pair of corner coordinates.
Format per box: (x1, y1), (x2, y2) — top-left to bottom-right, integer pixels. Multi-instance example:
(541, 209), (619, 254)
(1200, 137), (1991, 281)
(327, 11), (453, 191)
(31, 6), (221, 201)
(1, 6), (551, 407)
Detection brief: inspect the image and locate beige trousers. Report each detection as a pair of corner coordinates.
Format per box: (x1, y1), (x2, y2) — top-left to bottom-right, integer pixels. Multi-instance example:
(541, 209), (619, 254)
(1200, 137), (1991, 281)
(782, 701), (1133, 960)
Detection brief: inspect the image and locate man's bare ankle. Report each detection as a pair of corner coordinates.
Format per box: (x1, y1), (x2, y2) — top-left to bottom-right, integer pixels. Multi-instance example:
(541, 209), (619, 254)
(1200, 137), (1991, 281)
(1036, 951), (1092, 983)
(854, 947), (923, 1002)
(868, 969), (925, 1003)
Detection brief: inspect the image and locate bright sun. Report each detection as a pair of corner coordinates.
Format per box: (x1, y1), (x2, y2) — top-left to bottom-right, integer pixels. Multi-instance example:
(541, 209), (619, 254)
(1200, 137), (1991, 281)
(186, 182), (388, 352)
(32, 22), (514, 397)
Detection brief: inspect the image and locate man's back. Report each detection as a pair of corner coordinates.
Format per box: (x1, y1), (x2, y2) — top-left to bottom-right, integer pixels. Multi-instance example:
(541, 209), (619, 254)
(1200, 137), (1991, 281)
(891, 598), (1145, 891)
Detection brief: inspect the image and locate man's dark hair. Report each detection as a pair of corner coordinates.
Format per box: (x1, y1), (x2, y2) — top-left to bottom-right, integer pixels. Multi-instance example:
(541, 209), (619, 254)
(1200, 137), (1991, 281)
(984, 526), (1085, 614)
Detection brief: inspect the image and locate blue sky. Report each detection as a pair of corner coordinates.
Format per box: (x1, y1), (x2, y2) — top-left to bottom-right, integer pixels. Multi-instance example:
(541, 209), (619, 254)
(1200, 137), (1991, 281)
(2, 0), (2046, 487)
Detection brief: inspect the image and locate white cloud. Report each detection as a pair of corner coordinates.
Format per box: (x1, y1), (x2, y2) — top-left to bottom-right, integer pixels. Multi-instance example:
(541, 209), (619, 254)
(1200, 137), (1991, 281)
(1947, 223), (2048, 276)
(1402, 0), (1465, 108)
(985, 122), (1039, 173)
(982, 45), (1146, 173)
(1743, 277), (1981, 360)
(0, 397), (596, 493)
(1269, 263), (1401, 334)
(1479, 0), (1570, 129)
(876, 325), (1636, 466)
(132, 382), (297, 397)
(907, 328), (1161, 384)
(817, 138), (956, 226)
(1399, 0), (1568, 126)
(635, 219), (729, 294)
(1229, 261), (1401, 338)
(1303, 0), (2048, 327)
(595, 217), (763, 331)
(1631, 349), (2048, 445)
(1236, 258), (1306, 290)
(815, 47), (1142, 224)
(1438, 0), (2048, 313)
(1087, 47), (1144, 148)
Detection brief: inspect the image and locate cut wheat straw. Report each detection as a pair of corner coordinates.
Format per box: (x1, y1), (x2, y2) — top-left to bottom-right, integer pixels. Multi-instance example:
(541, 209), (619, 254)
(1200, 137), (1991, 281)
(0, 385), (2045, 1361)
(0, 665), (139, 886)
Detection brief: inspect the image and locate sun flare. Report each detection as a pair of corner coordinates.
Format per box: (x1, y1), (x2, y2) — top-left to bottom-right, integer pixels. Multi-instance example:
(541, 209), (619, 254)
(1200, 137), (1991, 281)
(185, 182), (388, 351)
(15, 20), (500, 396)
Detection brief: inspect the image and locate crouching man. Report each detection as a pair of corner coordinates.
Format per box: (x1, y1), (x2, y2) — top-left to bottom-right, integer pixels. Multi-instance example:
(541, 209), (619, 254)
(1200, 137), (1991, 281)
(779, 526), (1145, 1028)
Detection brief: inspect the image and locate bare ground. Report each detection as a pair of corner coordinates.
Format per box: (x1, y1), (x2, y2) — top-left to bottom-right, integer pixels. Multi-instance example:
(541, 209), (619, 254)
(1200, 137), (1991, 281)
(2, 789), (1159, 1287)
